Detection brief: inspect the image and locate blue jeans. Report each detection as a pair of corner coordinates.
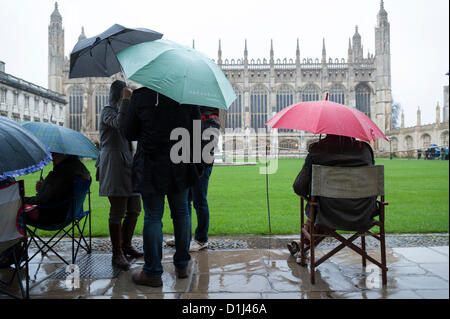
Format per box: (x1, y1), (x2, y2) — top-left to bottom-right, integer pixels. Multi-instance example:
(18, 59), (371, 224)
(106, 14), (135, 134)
(188, 165), (213, 243)
(141, 190), (190, 278)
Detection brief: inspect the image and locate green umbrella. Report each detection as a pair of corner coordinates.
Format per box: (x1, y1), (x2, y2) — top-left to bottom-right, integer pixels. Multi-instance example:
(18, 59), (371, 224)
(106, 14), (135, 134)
(20, 122), (99, 159)
(116, 39), (236, 110)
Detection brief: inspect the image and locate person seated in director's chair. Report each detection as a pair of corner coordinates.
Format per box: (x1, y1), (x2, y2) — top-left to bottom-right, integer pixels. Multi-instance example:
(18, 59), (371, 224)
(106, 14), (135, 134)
(289, 134), (378, 263)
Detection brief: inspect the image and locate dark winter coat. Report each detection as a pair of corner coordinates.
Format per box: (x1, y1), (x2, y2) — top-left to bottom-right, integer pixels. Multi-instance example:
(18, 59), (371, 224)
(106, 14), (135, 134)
(24, 155), (91, 225)
(124, 87), (202, 195)
(293, 135), (377, 231)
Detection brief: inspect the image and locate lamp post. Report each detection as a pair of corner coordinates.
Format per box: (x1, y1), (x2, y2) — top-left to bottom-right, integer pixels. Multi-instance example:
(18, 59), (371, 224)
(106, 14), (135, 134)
(389, 138), (392, 160)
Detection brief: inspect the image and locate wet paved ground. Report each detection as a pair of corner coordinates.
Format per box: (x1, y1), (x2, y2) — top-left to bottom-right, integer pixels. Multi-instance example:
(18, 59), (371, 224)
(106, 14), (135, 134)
(0, 236), (448, 299)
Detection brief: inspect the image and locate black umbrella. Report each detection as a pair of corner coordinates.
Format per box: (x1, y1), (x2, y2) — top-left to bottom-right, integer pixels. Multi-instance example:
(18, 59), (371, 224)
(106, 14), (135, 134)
(69, 24), (163, 79)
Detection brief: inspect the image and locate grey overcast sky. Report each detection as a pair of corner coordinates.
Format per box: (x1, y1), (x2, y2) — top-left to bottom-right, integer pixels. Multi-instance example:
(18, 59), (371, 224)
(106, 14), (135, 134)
(0, 0), (448, 127)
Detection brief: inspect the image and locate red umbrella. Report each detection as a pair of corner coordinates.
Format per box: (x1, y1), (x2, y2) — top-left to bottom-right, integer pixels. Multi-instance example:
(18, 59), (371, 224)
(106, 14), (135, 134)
(265, 97), (387, 142)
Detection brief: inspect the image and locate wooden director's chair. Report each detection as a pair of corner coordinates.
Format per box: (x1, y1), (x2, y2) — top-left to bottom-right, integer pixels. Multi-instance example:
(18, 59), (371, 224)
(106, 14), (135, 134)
(298, 165), (388, 285)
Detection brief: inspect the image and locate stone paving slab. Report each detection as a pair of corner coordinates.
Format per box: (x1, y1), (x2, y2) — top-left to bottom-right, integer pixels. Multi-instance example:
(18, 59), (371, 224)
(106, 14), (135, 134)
(1, 245), (447, 299)
(25, 233), (450, 253)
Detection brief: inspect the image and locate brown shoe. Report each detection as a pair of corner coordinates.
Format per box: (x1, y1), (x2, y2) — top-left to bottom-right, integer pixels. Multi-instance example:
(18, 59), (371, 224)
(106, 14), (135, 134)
(132, 270), (163, 287)
(175, 268), (188, 279)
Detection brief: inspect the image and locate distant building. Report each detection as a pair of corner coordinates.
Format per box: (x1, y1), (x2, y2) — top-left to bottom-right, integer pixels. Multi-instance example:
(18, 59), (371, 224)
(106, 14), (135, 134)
(47, 1), (448, 156)
(444, 84), (449, 123)
(387, 83), (449, 157)
(48, 2), (122, 142)
(0, 60), (66, 125)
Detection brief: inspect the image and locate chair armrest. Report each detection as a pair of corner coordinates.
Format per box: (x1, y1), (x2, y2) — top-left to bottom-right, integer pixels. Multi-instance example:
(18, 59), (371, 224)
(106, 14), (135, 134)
(377, 199), (389, 206)
(302, 195), (319, 206)
(300, 195), (309, 202)
(301, 195), (316, 204)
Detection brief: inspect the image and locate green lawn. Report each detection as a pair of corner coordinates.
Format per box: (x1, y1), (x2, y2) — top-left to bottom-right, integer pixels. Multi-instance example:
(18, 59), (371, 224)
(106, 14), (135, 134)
(21, 158), (449, 236)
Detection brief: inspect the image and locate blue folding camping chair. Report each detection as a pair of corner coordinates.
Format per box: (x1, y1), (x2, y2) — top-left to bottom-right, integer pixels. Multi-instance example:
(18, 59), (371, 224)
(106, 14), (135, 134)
(25, 178), (92, 265)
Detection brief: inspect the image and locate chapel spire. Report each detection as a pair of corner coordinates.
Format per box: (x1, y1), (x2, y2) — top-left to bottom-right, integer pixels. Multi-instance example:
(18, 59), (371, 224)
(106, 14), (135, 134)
(50, 2), (62, 22)
(270, 39), (274, 62)
(218, 39), (222, 65)
(244, 39), (248, 62)
(78, 26), (86, 41)
(322, 38), (326, 64)
(377, 0), (389, 27)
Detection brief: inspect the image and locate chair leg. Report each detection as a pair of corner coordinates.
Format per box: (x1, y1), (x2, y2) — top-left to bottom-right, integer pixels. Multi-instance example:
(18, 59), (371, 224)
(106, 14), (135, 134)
(23, 235), (29, 299)
(299, 198), (307, 266)
(310, 237), (315, 284)
(380, 226), (387, 285)
(299, 234), (307, 266)
(310, 220), (315, 284)
(12, 245), (29, 299)
(361, 235), (367, 268)
(89, 211), (92, 254)
(26, 227), (70, 265)
(72, 221), (75, 265)
(88, 191), (92, 254)
(379, 200), (388, 286)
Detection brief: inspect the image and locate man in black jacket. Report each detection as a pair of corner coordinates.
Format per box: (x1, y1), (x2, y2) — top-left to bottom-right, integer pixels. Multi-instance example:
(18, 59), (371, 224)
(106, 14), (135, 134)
(124, 87), (202, 287)
(289, 134), (377, 259)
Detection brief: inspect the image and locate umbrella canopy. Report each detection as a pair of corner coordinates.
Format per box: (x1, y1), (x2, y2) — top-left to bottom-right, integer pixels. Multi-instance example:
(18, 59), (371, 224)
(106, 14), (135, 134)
(265, 100), (388, 142)
(20, 122), (99, 159)
(0, 117), (52, 180)
(429, 144), (440, 151)
(69, 24), (163, 78)
(116, 39), (236, 110)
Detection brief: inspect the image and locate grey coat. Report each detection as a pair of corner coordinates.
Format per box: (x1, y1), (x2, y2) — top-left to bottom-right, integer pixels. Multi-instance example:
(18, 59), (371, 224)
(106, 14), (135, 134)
(96, 99), (136, 197)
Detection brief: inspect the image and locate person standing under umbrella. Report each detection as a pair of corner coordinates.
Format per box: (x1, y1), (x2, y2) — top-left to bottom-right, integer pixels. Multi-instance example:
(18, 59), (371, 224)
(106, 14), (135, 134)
(97, 80), (143, 270)
(165, 106), (220, 251)
(187, 107), (221, 251)
(124, 87), (202, 287)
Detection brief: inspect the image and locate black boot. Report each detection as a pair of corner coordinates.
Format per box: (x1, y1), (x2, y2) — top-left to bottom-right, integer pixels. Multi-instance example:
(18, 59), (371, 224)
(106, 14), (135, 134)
(121, 218), (144, 258)
(109, 222), (131, 270)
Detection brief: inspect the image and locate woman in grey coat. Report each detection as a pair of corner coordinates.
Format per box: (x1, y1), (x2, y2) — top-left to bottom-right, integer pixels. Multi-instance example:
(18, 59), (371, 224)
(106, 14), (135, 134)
(96, 80), (142, 270)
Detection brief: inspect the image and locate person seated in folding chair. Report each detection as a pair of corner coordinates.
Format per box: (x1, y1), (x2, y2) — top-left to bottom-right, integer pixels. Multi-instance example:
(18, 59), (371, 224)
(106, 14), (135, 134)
(23, 152), (91, 226)
(289, 134), (377, 263)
